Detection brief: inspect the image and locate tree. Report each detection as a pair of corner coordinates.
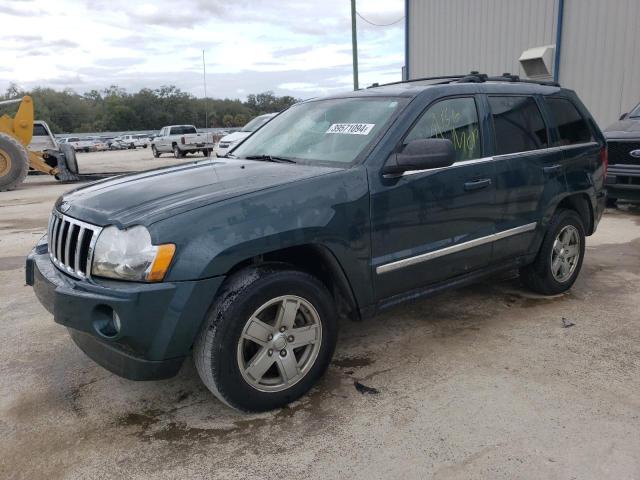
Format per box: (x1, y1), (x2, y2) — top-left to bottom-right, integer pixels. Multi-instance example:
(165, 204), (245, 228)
(1, 84), (300, 133)
(222, 114), (234, 127)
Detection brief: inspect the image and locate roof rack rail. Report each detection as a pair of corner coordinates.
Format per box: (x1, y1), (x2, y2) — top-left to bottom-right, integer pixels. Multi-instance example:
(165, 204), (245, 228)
(367, 74), (469, 89)
(368, 71), (560, 89)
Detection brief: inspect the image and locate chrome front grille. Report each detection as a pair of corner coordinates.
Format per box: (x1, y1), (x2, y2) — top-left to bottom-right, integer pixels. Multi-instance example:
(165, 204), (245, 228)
(48, 211), (102, 279)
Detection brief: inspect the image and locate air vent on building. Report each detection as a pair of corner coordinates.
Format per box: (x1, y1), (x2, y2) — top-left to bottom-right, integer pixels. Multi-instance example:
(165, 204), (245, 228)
(519, 45), (555, 81)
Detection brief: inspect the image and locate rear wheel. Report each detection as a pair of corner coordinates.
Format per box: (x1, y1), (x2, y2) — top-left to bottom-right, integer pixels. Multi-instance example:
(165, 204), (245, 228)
(0, 132), (29, 192)
(194, 265), (337, 412)
(151, 145), (160, 158)
(520, 209), (586, 295)
(173, 145), (184, 158)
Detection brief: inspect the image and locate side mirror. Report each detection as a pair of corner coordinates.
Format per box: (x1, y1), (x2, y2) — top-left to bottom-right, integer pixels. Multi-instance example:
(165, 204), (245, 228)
(383, 138), (456, 175)
(619, 113), (628, 121)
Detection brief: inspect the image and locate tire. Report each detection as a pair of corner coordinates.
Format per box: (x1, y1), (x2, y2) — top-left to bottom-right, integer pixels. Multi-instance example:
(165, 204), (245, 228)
(519, 209), (586, 295)
(143, 144), (148, 149)
(194, 264), (338, 412)
(173, 145), (184, 159)
(151, 145), (160, 158)
(59, 143), (79, 174)
(0, 132), (29, 191)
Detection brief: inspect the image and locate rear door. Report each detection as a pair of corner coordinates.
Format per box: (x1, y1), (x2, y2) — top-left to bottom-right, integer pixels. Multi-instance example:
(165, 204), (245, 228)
(370, 95), (499, 300)
(485, 94), (566, 263)
(544, 96), (600, 197)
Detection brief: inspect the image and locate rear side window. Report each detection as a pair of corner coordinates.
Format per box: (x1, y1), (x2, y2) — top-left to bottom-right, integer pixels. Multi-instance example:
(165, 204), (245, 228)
(404, 97), (481, 161)
(488, 96), (548, 155)
(546, 97), (593, 146)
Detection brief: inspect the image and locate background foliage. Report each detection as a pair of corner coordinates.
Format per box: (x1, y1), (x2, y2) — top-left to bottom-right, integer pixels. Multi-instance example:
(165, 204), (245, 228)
(1, 84), (299, 133)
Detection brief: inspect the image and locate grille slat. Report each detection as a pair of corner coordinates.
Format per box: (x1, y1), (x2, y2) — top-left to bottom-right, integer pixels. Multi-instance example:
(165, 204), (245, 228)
(74, 227), (85, 273)
(608, 141), (640, 166)
(55, 217), (64, 262)
(48, 211), (102, 280)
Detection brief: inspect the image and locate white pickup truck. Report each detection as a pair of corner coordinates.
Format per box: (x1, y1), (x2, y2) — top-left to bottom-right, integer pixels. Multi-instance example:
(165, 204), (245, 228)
(151, 125), (214, 158)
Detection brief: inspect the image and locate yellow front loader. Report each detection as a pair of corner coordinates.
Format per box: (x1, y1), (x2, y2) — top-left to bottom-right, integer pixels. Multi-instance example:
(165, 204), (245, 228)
(0, 96), (79, 191)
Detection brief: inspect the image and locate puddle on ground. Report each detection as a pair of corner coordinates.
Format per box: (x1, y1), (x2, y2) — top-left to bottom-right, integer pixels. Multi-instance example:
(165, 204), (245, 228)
(332, 355), (373, 369)
(112, 367), (349, 444)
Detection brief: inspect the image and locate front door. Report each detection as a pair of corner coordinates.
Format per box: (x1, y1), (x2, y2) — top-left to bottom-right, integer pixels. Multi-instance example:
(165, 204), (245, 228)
(370, 96), (498, 301)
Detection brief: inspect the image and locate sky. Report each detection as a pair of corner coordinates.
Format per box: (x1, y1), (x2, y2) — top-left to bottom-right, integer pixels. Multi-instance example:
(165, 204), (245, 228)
(0, 0), (405, 100)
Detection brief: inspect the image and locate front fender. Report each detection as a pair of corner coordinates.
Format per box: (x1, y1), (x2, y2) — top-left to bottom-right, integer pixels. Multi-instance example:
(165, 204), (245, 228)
(152, 167), (373, 305)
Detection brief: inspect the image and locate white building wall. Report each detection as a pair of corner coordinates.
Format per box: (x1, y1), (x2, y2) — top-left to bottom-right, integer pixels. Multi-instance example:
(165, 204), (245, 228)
(407, 0), (640, 128)
(559, 0), (640, 127)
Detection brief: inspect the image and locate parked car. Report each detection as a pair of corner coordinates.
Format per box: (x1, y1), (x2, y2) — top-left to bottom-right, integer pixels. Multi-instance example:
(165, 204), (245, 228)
(113, 134), (149, 149)
(29, 121), (58, 152)
(215, 113), (277, 157)
(604, 101), (640, 204)
(151, 125), (214, 158)
(58, 136), (94, 152)
(87, 137), (109, 151)
(27, 73), (607, 412)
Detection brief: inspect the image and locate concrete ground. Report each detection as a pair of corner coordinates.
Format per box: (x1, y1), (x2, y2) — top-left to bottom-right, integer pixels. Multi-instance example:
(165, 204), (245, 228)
(1, 150), (639, 479)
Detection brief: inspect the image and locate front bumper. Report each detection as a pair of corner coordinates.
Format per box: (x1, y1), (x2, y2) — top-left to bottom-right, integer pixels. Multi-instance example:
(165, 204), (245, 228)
(26, 237), (225, 380)
(606, 165), (640, 201)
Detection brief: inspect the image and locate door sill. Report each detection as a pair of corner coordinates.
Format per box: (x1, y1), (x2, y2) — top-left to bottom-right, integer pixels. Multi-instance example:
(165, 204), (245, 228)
(376, 257), (529, 312)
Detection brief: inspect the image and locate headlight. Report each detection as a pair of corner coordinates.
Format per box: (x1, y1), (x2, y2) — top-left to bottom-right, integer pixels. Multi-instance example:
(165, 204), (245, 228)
(92, 225), (175, 282)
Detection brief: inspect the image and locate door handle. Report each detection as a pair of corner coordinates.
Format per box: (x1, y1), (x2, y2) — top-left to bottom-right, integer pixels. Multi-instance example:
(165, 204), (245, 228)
(543, 164), (562, 174)
(464, 178), (492, 191)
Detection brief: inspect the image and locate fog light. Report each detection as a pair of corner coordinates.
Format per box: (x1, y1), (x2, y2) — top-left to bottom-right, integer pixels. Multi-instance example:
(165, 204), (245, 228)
(93, 305), (121, 338)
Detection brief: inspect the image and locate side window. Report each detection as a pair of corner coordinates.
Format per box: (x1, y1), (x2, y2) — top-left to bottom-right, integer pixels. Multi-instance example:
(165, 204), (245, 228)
(404, 97), (481, 161)
(545, 97), (593, 146)
(488, 96), (548, 155)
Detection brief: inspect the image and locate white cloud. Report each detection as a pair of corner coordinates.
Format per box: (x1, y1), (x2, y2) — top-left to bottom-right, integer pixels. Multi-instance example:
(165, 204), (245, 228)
(0, 0), (405, 99)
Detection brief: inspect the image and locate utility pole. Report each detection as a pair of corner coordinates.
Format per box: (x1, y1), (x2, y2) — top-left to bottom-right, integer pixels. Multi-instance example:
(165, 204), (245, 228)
(202, 50), (208, 128)
(350, 0), (359, 90)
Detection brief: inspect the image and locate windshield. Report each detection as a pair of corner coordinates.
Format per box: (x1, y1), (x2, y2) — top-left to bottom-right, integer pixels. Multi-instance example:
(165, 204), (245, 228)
(630, 103), (640, 118)
(231, 97), (405, 165)
(242, 114), (274, 132)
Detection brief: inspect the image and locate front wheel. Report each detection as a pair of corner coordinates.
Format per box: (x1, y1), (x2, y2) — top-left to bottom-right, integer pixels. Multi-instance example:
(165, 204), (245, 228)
(151, 145), (160, 158)
(194, 265), (337, 412)
(520, 209), (586, 295)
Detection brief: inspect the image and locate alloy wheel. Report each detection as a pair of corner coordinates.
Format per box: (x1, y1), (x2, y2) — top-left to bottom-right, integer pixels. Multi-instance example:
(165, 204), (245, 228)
(237, 295), (322, 392)
(550, 225), (581, 282)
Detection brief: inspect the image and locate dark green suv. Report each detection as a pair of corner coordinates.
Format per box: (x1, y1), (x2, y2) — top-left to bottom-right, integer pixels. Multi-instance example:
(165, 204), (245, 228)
(27, 73), (607, 412)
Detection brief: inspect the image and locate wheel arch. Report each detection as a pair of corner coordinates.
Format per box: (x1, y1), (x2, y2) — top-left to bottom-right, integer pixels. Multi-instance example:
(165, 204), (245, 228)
(555, 193), (594, 235)
(225, 243), (362, 322)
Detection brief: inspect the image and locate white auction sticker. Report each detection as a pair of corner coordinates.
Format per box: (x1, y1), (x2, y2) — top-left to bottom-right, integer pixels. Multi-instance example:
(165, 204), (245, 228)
(326, 123), (375, 135)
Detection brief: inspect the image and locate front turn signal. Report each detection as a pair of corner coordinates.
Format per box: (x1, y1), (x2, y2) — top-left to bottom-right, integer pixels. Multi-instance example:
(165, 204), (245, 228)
(147, 244), (176, 282)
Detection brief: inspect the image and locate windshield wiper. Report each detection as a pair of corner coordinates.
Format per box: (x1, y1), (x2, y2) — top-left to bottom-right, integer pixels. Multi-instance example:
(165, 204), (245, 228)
(244, 155), (296, 164)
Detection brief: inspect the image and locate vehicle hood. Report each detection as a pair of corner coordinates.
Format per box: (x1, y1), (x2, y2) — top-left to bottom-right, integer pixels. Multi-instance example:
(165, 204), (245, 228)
(58, 159), (342, 227)
(604, 118), (640, 139)
(219, 131), (250, 144)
